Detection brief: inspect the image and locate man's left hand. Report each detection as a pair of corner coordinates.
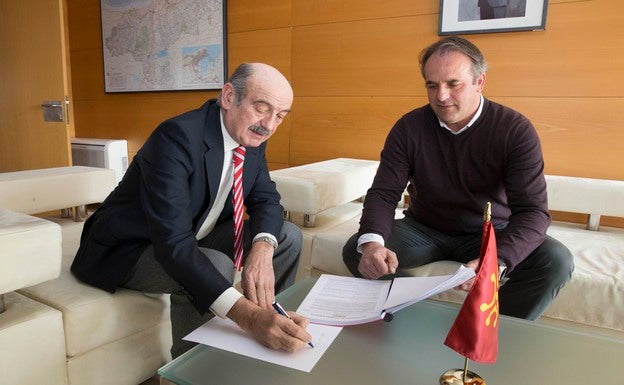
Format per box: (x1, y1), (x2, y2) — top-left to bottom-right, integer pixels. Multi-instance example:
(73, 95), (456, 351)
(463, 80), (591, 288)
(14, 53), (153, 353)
(241, 241), (276, 308)
(456, 258), (480, 291)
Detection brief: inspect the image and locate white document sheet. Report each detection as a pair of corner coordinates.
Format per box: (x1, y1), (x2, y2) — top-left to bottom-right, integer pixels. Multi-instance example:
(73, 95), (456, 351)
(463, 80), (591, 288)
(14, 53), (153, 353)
(296, 275), (392, 325)
(184, 317), (342, 372)
(297, 266), (475, 326)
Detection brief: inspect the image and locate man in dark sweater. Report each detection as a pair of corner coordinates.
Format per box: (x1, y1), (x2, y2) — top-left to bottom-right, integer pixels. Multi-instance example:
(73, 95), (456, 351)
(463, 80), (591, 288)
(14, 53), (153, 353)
(343, 36), (573, 320)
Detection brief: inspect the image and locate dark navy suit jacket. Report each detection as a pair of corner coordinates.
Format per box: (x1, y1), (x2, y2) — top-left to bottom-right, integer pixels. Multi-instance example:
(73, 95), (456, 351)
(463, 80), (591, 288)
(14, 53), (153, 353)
(71, 100), (283, 313)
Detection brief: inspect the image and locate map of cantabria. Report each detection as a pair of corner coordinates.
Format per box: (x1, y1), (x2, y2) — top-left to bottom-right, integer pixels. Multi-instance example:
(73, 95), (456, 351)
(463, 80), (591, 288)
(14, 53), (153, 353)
(101, 0), (224, 92)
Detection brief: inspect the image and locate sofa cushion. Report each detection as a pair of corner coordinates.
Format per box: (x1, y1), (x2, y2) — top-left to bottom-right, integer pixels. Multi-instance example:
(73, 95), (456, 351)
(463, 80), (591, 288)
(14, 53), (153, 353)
(543, 222), (624, 331)
(18, 219), (170, 358)
(0, 209), (61, 294)
(0, 292), (68, 385)
(66, 322), (171, 385)
(294, 201), (365, 280)
(309, 209), (405, 277)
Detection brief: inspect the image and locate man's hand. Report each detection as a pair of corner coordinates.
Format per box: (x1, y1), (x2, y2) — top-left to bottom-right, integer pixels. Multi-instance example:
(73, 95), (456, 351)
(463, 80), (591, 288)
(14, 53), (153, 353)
(228, 298), (312, 352)
(456, 258), (480, 291)
(241, 240), (275, 308)
(358, 242), (398, 279)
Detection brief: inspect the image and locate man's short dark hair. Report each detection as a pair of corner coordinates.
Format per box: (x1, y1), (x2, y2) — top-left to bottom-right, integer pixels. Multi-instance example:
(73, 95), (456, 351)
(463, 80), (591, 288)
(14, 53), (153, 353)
(419, 36), (488, 80)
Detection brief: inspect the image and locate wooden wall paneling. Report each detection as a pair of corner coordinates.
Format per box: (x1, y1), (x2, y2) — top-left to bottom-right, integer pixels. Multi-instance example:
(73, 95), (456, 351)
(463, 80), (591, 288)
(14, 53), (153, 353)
(291, 16), (437, 97)
(69, 48), (105, 100)
(227, 28), (293, 76)
(289, 96), (427, 165)
(292, 0), (438, 25)
(74, 93), (219, 157)
(479, 0), (624, 98)
(494, 96), (624, 180)
(66, 0), (102, 51)
(66, 0), (624, 177)
(265, 119), (291, 167)
(227, 0), (292, 33)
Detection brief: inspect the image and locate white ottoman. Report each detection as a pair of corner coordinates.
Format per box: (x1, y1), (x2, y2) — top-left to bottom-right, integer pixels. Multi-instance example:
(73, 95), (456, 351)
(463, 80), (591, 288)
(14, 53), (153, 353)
(271, 158), (380, 279)
(0, 209), (67, 385)
(0, 209), (61, 308)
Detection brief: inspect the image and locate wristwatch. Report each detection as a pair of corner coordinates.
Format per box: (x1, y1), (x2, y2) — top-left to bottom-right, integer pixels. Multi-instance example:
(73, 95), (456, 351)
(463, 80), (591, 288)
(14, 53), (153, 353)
(252, 235), (278, 249)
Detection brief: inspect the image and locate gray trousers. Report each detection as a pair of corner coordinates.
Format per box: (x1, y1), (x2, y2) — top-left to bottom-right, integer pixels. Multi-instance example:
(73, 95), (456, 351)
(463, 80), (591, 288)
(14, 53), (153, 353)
(343, 216), (574, 321)
(122, 220), (302, 359)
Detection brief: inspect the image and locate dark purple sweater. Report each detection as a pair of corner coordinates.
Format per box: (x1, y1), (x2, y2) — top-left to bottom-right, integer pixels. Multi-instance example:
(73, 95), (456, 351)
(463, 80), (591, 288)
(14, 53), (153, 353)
(359, 98), (550, 271)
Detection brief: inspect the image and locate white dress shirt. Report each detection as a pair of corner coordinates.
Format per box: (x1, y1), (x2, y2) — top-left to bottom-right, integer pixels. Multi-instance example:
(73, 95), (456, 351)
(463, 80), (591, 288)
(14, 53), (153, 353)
(204, 112), (277, 318)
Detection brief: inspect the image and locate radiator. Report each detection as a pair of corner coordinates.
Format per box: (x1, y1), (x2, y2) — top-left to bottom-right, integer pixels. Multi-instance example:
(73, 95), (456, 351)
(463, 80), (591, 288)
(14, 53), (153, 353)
(71, 138), (128, 185)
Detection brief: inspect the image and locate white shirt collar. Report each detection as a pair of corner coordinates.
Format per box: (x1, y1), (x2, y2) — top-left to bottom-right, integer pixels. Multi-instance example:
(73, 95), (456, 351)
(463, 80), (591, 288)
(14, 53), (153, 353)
(220, 110), (240, 152)
(438, 95), (484, 135)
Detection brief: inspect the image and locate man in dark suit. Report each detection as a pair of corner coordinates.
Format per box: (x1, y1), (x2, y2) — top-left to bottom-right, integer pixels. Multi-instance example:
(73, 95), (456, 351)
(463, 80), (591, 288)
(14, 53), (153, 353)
(71, 63), (311, 358)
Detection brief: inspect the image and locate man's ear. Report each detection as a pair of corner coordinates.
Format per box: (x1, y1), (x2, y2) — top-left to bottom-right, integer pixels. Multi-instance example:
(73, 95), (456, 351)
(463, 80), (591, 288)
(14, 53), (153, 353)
(476, 73), (486, 92)
(221, 83), (234, 108)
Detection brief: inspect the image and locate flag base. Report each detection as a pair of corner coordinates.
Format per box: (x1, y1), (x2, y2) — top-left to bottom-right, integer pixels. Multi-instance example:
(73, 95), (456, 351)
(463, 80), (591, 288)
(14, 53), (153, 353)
(439, 369), (485, 385)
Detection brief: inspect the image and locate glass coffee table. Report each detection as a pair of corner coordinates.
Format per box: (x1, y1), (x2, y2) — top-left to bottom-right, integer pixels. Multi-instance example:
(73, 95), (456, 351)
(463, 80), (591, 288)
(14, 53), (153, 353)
(159, 278), (623, 385)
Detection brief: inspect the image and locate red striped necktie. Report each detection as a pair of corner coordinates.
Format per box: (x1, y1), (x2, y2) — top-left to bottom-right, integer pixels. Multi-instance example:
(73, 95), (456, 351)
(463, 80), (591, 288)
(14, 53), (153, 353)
(232, 145), (246, 270)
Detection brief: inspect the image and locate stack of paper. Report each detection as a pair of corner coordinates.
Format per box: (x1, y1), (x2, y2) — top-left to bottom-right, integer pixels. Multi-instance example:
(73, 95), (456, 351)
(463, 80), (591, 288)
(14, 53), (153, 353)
(297, 266), (475, 326)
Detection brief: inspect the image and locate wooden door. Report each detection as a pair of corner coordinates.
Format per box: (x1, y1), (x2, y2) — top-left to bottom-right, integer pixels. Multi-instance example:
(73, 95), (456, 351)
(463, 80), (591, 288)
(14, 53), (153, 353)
(0, 0), (73, 172)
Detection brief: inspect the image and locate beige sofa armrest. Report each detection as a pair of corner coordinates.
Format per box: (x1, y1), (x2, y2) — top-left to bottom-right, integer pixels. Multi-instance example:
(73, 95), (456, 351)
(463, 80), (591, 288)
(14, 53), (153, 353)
(0, 166), (116, 221)
(270, 158), (379, 227)
(545, 175), (624, 230)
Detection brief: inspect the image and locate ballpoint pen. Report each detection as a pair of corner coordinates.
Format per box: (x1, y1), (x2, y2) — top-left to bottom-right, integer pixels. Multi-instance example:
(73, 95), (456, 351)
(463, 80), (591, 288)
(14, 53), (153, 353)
(272, 301), (314, 348)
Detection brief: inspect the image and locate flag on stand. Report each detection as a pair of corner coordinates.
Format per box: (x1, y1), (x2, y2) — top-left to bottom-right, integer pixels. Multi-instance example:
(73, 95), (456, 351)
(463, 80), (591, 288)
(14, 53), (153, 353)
(443, 204), (499, 364)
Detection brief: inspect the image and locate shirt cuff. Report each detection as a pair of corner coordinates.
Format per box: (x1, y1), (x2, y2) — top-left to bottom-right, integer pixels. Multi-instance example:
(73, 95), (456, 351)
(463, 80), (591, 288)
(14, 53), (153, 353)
(253, 232), (278, 248)
(356, 233), (385, 253)
(209, 287), (243, 319)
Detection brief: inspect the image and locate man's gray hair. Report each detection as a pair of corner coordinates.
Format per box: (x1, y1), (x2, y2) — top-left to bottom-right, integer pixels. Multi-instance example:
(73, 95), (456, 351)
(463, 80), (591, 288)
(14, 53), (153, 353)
(217, 63), (254, 106)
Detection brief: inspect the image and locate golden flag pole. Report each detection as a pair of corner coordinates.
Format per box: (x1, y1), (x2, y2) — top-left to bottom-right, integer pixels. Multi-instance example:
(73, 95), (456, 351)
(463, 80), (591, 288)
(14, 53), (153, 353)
(460, 202), (491, 383)
(461, 202), (489, 384)
(440, 203), (491, 385)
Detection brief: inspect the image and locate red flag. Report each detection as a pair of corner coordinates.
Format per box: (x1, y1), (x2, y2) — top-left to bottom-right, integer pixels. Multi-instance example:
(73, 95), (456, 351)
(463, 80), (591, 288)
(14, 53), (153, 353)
(443, 220), (499, 364)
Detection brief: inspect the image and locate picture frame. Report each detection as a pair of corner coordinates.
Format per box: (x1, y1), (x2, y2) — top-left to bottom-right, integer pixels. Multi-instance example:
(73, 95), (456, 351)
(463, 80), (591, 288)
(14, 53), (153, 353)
(439, 0), (548, 35)
(100, 0), (227, 93)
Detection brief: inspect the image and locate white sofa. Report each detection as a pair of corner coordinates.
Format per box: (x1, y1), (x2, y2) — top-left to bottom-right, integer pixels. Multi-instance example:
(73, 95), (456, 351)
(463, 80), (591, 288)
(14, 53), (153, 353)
(0, 166), (171, 385)
(271, 158), (624, 337)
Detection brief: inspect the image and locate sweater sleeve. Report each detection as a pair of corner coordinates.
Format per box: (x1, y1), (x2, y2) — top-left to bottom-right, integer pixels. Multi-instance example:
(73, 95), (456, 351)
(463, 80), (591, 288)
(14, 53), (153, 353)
(358, 118), (411, 240)
(496, 116), (550, 272)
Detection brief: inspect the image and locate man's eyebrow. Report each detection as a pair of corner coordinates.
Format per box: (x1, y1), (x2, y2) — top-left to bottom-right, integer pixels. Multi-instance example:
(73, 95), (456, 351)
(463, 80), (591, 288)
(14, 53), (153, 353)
(253, 99), (291, 113)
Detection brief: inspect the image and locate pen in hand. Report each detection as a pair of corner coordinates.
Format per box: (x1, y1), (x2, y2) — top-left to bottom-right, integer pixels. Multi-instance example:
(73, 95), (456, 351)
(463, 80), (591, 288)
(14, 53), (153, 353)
(272, 301), (314, 348)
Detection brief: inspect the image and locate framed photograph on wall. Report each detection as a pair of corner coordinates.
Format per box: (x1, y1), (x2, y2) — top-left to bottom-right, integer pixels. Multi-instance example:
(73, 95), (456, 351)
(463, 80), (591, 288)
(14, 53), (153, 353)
(100, 0), (227, 93)
(439, 0), (548, 35)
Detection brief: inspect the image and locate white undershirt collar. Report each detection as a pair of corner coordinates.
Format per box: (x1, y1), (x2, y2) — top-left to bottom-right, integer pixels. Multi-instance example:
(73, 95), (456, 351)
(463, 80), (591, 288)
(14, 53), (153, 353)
(438, 95), (484, 135)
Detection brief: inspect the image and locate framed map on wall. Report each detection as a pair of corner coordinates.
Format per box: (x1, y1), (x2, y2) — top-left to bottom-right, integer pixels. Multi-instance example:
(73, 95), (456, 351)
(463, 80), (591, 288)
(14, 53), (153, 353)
(100, 0), (226, 93)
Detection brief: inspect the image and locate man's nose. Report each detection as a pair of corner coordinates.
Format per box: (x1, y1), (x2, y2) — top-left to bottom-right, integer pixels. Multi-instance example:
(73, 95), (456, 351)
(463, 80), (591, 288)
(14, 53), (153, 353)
(436, 85), (450, 101)
(260, 114), (279, 132)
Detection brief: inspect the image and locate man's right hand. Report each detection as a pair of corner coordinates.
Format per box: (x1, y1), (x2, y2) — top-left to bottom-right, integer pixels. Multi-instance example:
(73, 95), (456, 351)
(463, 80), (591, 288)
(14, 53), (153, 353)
(227, 297), (312, 352)
(358, 242), (398, 279)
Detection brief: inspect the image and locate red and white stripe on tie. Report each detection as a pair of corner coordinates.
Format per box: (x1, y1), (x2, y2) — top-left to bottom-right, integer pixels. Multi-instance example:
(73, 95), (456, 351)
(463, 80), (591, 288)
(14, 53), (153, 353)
(232, 145), (246, 270)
